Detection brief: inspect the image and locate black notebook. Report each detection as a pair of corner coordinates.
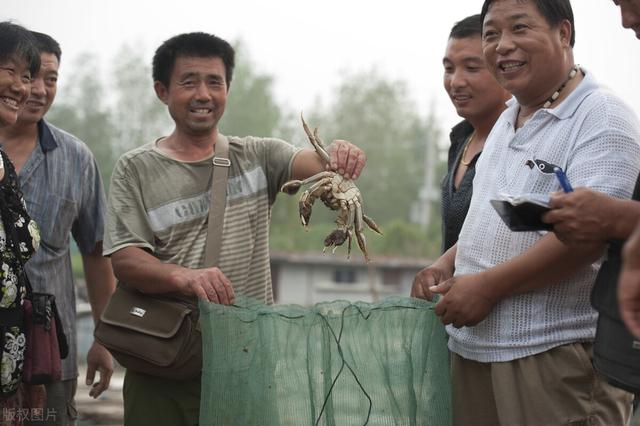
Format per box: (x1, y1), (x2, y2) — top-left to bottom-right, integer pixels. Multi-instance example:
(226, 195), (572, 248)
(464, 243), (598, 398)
(490, 193), (552, 232)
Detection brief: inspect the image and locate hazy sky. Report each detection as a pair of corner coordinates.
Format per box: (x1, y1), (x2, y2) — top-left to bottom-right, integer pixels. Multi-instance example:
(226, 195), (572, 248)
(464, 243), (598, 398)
(3, 0), (640, 137)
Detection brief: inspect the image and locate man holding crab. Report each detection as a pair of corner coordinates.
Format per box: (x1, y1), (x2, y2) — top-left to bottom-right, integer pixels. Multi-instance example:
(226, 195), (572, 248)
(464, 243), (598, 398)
(103, 32), (366, 425)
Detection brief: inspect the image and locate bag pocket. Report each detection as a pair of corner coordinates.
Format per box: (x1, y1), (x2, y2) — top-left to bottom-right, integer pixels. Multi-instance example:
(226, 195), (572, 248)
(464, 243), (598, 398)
(94, 285), (202, 379)
(23, 294), (64, 384)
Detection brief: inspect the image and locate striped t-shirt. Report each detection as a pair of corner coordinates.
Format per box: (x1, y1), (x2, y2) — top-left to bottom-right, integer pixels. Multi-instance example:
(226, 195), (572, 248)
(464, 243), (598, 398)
(104, 135), (299, 303)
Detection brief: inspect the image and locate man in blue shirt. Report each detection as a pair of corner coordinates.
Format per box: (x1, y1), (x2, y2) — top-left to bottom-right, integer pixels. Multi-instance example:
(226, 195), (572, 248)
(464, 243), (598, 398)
(0, 32), (115, 426)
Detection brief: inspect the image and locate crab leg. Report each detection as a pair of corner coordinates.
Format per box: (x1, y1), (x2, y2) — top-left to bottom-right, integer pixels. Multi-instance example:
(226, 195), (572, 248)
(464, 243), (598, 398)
(346, 201), (356, 232)
(355, 194), (382, 235)
(299, 177), (333, 226)
(301, 177), (332, 203)
(301, 114), (331, 163)
(332, 201), (349, 253)
(362, 214), (383, 235)
(313, 128), (329, 153)
(345, 201), (357, 259)
(281, 171), (334, 195)
(353, 200), (370, 262)
(353, 199), (364, 233)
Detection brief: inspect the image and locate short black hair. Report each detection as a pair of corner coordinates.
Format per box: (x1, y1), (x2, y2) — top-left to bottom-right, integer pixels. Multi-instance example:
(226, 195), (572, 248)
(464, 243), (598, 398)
(152, 32), (235, 89)
(30, 31), (61, 63)
(450, 14), (483, 39)
(0, 21), (40, 76)
(481, 0), (575, 47)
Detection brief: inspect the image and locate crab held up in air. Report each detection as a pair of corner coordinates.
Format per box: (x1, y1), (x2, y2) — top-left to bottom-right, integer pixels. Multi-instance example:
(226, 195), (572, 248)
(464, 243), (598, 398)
(280, 116), (382, 262)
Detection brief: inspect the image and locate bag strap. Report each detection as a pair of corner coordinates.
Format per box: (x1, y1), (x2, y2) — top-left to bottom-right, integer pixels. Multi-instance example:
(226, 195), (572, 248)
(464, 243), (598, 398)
(203, 134), (231, 268)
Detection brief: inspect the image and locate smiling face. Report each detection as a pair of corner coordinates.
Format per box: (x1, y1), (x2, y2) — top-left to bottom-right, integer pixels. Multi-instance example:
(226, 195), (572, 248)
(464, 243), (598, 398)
(613, 0), (640, 39)
(443, 35), (510, 122)
(18, 52), (59, 125)
(481, 0), (573, 105)
(154, 55), (228, 137)
(0, 57), (31, 127)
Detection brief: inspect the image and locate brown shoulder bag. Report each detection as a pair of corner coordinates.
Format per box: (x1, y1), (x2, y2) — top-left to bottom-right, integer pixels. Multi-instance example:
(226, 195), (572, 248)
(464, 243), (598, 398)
(94, 135), (231, 379)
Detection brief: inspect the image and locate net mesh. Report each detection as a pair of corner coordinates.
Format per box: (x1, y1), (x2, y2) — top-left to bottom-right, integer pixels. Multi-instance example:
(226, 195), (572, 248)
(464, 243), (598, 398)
(199, 296), (451, 426)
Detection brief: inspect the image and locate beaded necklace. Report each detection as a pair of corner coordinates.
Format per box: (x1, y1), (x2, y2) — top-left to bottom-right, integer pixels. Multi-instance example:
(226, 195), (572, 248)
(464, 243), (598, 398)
(543, 65), (580, 108)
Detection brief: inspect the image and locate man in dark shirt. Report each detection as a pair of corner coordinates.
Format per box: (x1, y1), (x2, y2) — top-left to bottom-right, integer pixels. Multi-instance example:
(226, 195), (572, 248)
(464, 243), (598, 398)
(613, 0), (640, 343)
(440, 14), (510, 252)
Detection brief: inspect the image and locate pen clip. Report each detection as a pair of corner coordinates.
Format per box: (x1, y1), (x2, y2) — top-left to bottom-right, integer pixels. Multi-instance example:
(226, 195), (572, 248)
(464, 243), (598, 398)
(553, 167), (573, 193)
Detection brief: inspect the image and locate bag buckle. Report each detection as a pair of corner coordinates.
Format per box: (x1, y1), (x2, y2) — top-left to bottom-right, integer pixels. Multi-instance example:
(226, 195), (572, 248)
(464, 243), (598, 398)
(213, 157), (231, 167)
(130, 307), (146, 318)
(32, 293), (53, 330)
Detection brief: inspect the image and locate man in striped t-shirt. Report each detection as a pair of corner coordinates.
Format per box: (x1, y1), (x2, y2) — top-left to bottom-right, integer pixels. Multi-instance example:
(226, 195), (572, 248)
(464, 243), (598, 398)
(103, 32), (366, 425)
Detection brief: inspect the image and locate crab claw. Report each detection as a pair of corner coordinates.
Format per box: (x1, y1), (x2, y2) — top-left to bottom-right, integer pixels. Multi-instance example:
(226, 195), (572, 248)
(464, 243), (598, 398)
(324, 229), (348, 252)
(299, 200), (312, 227)
(281, 180), (303, 195)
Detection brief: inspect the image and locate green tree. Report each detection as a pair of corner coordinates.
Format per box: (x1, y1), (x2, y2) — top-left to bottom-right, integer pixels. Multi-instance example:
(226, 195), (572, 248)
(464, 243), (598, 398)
(112, 44), (170, 154)
(220, 41), (286, 139)
(47, 52), (117, 187)
(309, 69), (431, 225)
(271, 69), (446, 258)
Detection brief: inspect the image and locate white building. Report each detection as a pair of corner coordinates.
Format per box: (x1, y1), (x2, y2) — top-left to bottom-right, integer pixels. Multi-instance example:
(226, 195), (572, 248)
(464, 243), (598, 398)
(271, 251), (432, 306)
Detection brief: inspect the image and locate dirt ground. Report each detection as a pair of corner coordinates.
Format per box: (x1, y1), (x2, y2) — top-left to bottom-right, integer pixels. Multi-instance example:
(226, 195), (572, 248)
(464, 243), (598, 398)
(74, 365), (640, 426)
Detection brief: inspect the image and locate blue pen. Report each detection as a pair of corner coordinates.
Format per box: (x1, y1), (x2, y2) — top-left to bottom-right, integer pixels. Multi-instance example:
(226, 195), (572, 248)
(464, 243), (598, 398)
(553, 167), (573, 193)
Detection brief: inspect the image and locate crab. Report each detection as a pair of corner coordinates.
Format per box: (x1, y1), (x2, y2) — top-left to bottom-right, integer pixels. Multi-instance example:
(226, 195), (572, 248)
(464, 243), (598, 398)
(280, 115), (382, 262)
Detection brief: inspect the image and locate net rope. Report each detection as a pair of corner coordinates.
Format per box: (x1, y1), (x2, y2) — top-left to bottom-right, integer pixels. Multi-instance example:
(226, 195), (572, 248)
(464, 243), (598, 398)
(199, 296), (451, 426)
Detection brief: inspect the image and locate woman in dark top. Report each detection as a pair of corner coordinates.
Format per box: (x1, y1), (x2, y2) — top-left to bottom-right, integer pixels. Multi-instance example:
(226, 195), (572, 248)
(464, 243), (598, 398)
(440, 14), (510, 252)
(0, 21), (43, 423)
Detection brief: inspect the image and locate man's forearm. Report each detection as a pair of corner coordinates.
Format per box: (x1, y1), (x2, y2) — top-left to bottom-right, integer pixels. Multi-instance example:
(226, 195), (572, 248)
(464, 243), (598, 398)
(609, 198), (640, 240)
(109, 246), (188, 295)
(82, 243), (116, 324)
(482, 234), (604, 300)
(290, 148), (326, 180)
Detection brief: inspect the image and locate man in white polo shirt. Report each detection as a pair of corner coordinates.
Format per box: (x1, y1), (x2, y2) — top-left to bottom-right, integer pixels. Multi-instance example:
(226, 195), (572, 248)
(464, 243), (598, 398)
(412, 0), (640, 425)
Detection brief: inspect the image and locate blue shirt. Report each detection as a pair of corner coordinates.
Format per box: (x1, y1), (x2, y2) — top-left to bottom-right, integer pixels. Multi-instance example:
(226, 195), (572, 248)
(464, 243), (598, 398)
(19, 120), (107, 380)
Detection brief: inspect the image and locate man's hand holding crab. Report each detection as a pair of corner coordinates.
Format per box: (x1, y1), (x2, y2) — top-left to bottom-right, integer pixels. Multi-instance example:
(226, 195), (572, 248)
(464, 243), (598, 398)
(284, 116), (381, 261)
(289, 118), (366, 182)
(326, 139), (366, 180)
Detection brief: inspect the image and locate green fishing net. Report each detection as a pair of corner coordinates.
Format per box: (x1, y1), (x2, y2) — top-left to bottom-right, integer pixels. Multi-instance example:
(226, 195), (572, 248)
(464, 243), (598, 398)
(199, 296), (451, 426)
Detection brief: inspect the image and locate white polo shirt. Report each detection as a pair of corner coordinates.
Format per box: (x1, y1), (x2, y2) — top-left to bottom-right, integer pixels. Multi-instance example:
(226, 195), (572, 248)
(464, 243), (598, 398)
(449, 70), (640, 362)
